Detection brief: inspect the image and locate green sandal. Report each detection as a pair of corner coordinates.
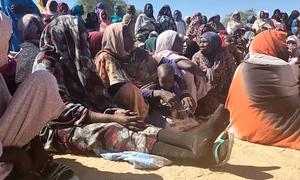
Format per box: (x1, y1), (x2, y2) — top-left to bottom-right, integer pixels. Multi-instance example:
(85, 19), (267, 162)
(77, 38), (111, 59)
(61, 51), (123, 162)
(213, 131), (234, 166)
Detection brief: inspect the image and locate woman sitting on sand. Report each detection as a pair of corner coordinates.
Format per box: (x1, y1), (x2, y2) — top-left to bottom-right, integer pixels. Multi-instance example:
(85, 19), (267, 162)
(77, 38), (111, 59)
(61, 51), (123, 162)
(34, 15), (233, 166)
(226, 30), (300, 150)
(0, 12), (76, 180)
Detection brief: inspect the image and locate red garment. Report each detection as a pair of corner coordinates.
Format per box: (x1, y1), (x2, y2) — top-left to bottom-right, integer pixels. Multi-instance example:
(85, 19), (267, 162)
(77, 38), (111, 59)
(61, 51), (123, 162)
(88, 31), (103, 59)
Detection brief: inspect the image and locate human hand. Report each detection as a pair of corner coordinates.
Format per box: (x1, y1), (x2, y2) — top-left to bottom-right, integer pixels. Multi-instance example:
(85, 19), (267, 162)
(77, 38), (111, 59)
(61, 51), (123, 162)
(206, 68), (214, 83)
(159, 90), (182, 110)
(181, 96), (196, 113)
(114, 112), (147, 132)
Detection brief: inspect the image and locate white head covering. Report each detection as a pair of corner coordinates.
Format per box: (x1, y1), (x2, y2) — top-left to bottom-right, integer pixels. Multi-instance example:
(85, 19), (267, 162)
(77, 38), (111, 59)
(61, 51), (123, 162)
(287, 35), (300, 47)
(0, 11), (12, 67)
(155, 30), (178, 53)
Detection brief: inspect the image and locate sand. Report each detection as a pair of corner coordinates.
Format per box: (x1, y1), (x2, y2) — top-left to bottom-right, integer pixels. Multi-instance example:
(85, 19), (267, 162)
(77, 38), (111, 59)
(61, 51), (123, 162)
(55, 139), (300, 180)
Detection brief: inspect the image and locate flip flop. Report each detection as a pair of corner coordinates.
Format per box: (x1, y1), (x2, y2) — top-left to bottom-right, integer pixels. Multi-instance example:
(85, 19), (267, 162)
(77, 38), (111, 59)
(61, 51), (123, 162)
(212, 131), (234, 166)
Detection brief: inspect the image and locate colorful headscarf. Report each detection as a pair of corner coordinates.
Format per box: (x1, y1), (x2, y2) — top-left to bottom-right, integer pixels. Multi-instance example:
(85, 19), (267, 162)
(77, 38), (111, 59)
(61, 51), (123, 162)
(0, 0), (40, 51)
(111, 5), (123, 23)
(71, 3), (84, 18)
(95, 2), (106, 18)
(43, 0), (57, 16)
(288, 10), (300, 29)
(37, 0), (48, 12)
(157, 5), (176, 33)
(35, 15), (114, 111)
(291, 19), (300, 35)
(186, 12), (202, 38)
(250, 30), (288, 60)
(57, 2), (70, 15)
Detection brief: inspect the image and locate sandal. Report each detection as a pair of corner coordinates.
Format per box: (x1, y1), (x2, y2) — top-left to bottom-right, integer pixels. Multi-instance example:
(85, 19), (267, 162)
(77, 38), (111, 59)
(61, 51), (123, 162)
(212, 131), (234, 166)
(40, 162), (79, 180)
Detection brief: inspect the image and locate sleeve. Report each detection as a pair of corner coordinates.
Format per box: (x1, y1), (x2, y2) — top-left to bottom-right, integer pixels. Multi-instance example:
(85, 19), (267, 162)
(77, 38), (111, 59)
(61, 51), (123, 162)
(56, 102), (89, 126)
(174, 75), (189, 96)
(141, 89), (154, 100)
(135, 15), (143, 35)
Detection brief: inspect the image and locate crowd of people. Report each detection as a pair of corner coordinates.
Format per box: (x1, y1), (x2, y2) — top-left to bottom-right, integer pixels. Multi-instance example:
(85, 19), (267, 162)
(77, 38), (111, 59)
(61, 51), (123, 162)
(0, 0), (300, 179)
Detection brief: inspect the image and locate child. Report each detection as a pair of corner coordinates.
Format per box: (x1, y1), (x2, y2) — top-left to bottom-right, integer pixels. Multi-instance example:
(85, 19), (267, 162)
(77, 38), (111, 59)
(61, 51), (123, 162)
(142, 63), (198, 129)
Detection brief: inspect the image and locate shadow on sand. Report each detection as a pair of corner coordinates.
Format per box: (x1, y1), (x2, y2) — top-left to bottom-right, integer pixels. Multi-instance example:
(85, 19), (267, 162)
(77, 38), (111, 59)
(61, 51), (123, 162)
(55, 158), (163, 180)
(210, 164), (281, 179)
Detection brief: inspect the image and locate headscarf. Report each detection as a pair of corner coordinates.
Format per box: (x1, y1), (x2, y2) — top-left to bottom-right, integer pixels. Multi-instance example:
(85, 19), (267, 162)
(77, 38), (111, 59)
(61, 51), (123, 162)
(144, 37), (157, 53)
(95, 2), (106, 19)
(208, 14), (226, 32)
(0, 0), (40, 51)
(89, 31), (103, 58)
(36, 15), (93, 89)
(0, 11), (12, 67)
(200, 32), (223, 62)
(57, 2), (70, 15)
(157, 5), (172, 19)
(287, 35), (300, 56)
(174, 10), (182, 21)
(42, 0), (58, 24)
(85, 12), (99, 31)
(250, 30), (289, 61)
(155, 30), (178, 53)
(17, 14), (44, 43)
(71, 3), (84, 18)
(143, 3), (154, 18)
(43, 0), (57, 16)
(227, 11), (243, 35)
(287, 35), (300, 48)
(195, 23), (217, 40)
(102, 23), (130, 58)
(34, 15), (114, 111)
(157, 5), (176, 33)
(37, 0), (48, 12)
(126, 5), (136, 15)
(288, 10), (300, 29)
(135, 4), (156, 37)
(271, 9), (281, 21)
(253, 11), (274, 34)
(291, 19), (300, 35)
(186, 12), (202, 38)
(201, 15), (208, 24)
(247, 15), (256, 24)
(99, 10), (110, 33)
(208, 14), (221, 24)
(111, 5), (123, 23)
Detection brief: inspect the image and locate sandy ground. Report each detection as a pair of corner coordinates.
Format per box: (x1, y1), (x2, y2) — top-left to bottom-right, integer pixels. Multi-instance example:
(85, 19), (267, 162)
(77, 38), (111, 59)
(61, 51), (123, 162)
(55, 139), (300, 180)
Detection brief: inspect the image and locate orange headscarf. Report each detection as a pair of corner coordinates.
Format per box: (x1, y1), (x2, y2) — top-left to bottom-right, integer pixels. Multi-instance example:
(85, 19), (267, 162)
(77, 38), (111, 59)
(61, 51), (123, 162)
(250, 30), (289, 61)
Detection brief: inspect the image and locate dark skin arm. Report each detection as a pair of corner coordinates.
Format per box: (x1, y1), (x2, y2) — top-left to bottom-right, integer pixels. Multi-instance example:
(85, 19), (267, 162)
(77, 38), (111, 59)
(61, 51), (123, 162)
(87, 110), (147, 132)
(176, 59), (206, 77)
